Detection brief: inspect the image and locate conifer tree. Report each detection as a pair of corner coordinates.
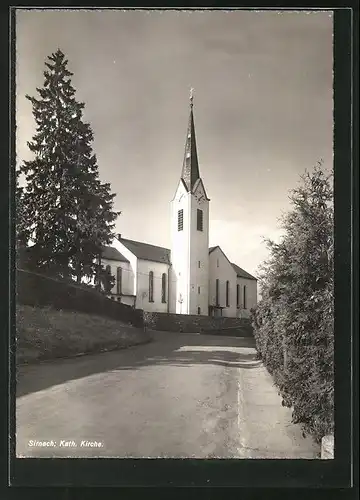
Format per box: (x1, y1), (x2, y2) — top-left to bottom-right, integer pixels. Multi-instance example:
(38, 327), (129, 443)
(17, 49), (119, 282)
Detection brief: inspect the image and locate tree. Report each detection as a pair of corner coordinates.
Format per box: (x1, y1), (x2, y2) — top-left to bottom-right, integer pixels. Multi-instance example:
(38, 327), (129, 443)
(17, 49), (119, 282)
(251, 161), (334, 442)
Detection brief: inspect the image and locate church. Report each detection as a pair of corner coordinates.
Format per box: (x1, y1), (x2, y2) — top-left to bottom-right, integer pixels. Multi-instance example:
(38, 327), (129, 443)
(102, 93), (257, 318)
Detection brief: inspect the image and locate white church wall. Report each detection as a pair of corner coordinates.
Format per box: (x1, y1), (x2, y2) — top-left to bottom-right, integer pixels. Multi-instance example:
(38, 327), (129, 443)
(136, 259), (169, 313)
(209, 247), (237, 318)
(111, 238), (138, 296)
(170, 181), (191, 314)
(121, 295), (136, 307)
(168, 265), (177, 314)
(188, 187), (209, 316)
(237, 276), (257, 318)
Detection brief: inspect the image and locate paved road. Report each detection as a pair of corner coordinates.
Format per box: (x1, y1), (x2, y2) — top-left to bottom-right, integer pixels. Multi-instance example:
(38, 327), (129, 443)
(16, 331), (319, 459)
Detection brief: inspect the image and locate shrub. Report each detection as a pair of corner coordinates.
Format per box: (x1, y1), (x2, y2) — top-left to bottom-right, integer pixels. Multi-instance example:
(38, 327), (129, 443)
(251, 162), (334, 442)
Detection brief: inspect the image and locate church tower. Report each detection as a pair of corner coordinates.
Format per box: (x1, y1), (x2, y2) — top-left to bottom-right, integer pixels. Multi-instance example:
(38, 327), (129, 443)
(169, 90), (210, 315)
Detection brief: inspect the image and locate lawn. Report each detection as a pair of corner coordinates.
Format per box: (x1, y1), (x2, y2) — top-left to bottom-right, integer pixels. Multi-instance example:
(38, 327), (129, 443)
(16, 305), (151, 364)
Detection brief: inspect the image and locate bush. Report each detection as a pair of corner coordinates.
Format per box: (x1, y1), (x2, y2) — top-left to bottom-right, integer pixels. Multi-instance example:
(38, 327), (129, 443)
(251, 162), (334, 442)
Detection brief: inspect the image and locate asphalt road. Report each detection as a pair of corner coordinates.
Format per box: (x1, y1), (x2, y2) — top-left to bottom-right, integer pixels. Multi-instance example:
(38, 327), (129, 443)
(16, 331), (319, 459)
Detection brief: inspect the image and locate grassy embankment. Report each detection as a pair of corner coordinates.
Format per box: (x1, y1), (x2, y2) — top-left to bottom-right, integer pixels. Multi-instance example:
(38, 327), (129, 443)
(16, 305), (151, 365)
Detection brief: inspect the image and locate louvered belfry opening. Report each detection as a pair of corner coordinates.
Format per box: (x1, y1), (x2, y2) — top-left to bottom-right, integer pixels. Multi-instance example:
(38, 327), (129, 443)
(178, 209), (184, 231)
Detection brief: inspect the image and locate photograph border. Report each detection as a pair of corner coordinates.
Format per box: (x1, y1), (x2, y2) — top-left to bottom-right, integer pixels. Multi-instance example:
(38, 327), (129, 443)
(3, 4), (357, 492)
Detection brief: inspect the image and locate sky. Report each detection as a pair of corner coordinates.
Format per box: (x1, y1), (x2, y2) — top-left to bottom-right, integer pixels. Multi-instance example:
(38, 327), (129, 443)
(15, 9), (334, 278)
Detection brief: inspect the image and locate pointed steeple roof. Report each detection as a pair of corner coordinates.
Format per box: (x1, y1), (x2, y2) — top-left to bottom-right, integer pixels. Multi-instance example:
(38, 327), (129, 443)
(181, 88), (200, 192)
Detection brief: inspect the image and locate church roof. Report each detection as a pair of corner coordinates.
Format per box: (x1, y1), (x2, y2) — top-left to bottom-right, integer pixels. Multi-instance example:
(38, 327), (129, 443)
(119, 237), (171, 265)
(181, 93), (200, 192)
(101, 246), (129, 263)
(231, 263), (257, 281)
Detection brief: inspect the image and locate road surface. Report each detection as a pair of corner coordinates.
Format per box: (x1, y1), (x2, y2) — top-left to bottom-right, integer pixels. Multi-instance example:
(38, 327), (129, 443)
(16, 331), (319, 458)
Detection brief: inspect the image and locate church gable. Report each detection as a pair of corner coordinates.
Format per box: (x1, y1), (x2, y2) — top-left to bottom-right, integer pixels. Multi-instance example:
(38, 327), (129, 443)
(171, 178), (188, 203)
(209, 246), (237, 276)
(192, 178), (209, 201)
(209, 246), (257, 281)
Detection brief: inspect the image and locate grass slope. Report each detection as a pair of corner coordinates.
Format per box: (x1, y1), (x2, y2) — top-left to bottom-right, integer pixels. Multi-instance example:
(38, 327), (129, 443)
(16, 305), (151, 365)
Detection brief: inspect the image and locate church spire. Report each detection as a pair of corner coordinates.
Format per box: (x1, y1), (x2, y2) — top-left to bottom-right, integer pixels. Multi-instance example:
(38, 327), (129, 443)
(181, 88), (200, 191)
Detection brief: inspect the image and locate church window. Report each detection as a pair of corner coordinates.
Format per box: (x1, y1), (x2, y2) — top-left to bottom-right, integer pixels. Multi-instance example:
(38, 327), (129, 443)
(217, 259), (219, 268)
(198, 260), (201, 268)
(149, 271), (154, 302)
(226, 280), (230, 307)
(243, 285), (247, 309)
(198, 307), (201, 315)
(236, 284), (240, 307)
(161, 273), (167, 303)
(198, 286), (201, 294)
(197, 209), (203, 231)
(116, 267), (122, 295)
(178, 209), (184, 231)
(215, 279), (220, 306)
(105, 265), (112, 290)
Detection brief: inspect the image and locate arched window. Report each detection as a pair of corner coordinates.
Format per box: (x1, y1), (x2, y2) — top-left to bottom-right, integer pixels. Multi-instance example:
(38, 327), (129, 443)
(105, 264), (111, 274)
(243, 285), (247, 309)
(198, 307), (201, 315)
(236, 284), (240, 307)
(116, 267), (122, 295)
(149, 271), (154, 302)
(161, 273), (167, 303)
(215, 279), (220, 306)
(226, 280), (230, 307)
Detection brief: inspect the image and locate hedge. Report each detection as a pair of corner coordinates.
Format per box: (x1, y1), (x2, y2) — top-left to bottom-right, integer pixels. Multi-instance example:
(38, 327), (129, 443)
(251, 164), (334, 443)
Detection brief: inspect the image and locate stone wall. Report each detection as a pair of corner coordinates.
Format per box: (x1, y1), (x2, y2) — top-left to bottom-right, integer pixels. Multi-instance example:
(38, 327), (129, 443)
(144, 311), (253, 336)
(321, 435), (334, 459)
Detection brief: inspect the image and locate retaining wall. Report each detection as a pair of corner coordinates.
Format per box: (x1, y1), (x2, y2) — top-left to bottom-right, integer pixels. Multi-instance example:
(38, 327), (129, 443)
(144, 311), (253, 336)
(16, 269), (144, 328)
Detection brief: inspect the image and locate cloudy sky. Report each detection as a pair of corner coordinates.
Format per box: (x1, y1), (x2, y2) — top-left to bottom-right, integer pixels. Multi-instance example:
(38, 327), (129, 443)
(16, 9), (333, 277)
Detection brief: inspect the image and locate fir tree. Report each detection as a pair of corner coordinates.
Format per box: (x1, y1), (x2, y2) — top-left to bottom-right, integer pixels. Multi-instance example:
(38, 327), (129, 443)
(17, 49), (119, 282)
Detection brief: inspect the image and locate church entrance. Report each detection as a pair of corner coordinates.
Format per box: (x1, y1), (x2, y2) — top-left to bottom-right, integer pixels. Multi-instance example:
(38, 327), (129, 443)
(208, 306), (223, 318)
